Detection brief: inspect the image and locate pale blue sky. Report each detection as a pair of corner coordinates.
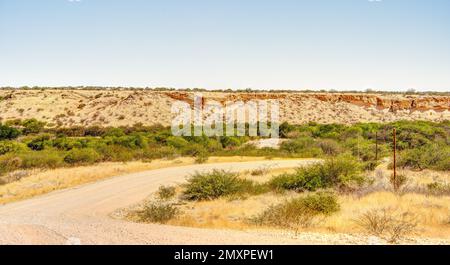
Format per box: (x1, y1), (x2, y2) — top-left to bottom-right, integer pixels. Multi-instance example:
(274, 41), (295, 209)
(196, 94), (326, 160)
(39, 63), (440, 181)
(1, 0), (449, 91)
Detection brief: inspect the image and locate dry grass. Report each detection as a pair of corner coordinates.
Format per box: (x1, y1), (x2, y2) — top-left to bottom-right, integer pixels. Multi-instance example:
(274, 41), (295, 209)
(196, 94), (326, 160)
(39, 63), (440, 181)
(0, 156), (272, 205)
(324, 192), (449, 239)
(169, 190), (450, 240)
(163, 166), (450, 241)
(241, 167), (297, 183)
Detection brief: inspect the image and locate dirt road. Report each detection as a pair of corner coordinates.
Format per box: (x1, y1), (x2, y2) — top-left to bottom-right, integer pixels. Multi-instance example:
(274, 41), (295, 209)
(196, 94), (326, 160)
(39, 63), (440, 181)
(1, 159), (349, 245)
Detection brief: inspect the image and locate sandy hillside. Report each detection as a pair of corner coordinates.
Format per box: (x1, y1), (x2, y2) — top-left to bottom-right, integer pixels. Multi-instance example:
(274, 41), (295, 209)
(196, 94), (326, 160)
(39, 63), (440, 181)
(0, 89), (449, 127)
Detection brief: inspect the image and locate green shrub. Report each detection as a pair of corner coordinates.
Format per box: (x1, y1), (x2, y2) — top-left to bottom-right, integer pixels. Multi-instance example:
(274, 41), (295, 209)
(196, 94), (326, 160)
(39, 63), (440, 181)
(137, 202), (179, 224)
(145, 146), (179, 160)
(181, 143), (207, 157)
(316, 139), (341, 155)
(363, 160), (380, 171)
(220, 136), (242, 149)
(279, 122), (295, 138)
(252, 192), (340, 228)
(397, 144), (450, 171)
(52, 137), (87, 150)
(104, 135), (148, 149)
(194, 154), (209, 164)
(27, 134), (52, 151)
(270, 154), (365, 192)
(343, 138), (386, 162)
(435, 156), (450, 171)
(0, 141), (25, 155)
(280, 137), (315, 154)
(64, 148), (101, 165)
(0, 124), (21, 140)
(19, 150), (64, 169)
(166, 136), (190, 149)
(205, 138), (223, 152)
(102, 127), (125, 137)
(157, 185), (176, 200)
(96, 144), (135, 162)
(301, 192), (341, 214)
(183, 170), (255, 201)
(309, 124), (346, 138)
(339, 127), (363, 140)
(21, 119), (45, 135)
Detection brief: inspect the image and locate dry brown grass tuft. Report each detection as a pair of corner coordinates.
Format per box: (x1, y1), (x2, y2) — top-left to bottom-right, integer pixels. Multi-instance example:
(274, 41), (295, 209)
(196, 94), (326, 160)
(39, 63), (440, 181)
(355, 207), (418, 243)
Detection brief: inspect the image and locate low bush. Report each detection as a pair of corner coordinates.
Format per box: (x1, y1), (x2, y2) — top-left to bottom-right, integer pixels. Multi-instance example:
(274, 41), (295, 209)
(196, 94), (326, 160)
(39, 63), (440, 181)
(27, 134), (52, 151)
(0, 124), (21, 140)
(181, 143), (207, 157)
(396, 144), (449, 171)
(427, 182), (450, 196)
(252, 192), (340, 229)
(21, 119), (45, 135)
(251, 165), (270, 176)
(389, 173), (408, 192)
(356, 208), (418, 243)
(19, 150), (64, 169)
(0, 141), (25, 155)
(142, 146), (179, 160)
(220, 136), (242, 149)
(96, 144), (135, 162)
(280, 137), (315, 154)
(137, 201), (179, 224)
(64, 148), (101, 165)
(157, 185), (176, 200)
(270, 154), (365, 192)
(166, 136), (190, 149)
(52, 137), (88, 150)
(183, 170), (256, 201)
(102, 127), (125, 137)
(316, 139), (341, 155)
(194, 154), (209, 164)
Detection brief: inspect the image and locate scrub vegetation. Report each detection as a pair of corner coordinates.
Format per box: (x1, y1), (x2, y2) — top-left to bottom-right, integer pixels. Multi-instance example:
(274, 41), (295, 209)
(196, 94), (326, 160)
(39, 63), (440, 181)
(1, 119), (448, 184)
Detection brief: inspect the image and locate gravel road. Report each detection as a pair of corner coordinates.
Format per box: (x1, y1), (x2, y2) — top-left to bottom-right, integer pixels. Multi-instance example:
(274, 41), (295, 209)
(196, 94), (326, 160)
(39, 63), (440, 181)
(1, 159), (345, 245)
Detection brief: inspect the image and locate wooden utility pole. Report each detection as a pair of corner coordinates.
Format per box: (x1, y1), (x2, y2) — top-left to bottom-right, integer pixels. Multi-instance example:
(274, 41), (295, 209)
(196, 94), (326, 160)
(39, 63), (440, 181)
(375, 131), (378, 161)
(393, 128), (397, 191)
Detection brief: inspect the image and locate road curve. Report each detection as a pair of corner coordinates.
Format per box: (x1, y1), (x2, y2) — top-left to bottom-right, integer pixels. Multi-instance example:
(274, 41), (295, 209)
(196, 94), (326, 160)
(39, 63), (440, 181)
(0, 159), (329, 245)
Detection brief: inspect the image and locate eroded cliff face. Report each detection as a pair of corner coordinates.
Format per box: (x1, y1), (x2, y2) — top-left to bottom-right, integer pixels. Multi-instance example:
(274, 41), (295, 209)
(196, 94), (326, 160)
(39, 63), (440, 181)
(0, 89), (449, 127)
(164, 91), (449, 113)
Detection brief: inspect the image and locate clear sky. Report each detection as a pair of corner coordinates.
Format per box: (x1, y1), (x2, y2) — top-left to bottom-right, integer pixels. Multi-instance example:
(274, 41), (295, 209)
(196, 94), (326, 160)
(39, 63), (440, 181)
(1, 0), (449, 91)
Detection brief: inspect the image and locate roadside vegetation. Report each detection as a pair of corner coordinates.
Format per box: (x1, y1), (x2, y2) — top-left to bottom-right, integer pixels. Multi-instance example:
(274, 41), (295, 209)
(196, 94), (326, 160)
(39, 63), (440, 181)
(1, 119), (448, 184)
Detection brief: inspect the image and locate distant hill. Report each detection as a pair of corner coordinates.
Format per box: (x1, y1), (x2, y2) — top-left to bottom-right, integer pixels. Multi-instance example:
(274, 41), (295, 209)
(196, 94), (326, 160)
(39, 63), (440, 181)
(0, 89), (449, 127)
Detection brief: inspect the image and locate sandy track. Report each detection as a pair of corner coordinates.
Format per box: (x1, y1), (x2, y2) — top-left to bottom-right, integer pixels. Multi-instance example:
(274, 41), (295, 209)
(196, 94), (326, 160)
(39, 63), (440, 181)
(0, 159), (340, 245)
